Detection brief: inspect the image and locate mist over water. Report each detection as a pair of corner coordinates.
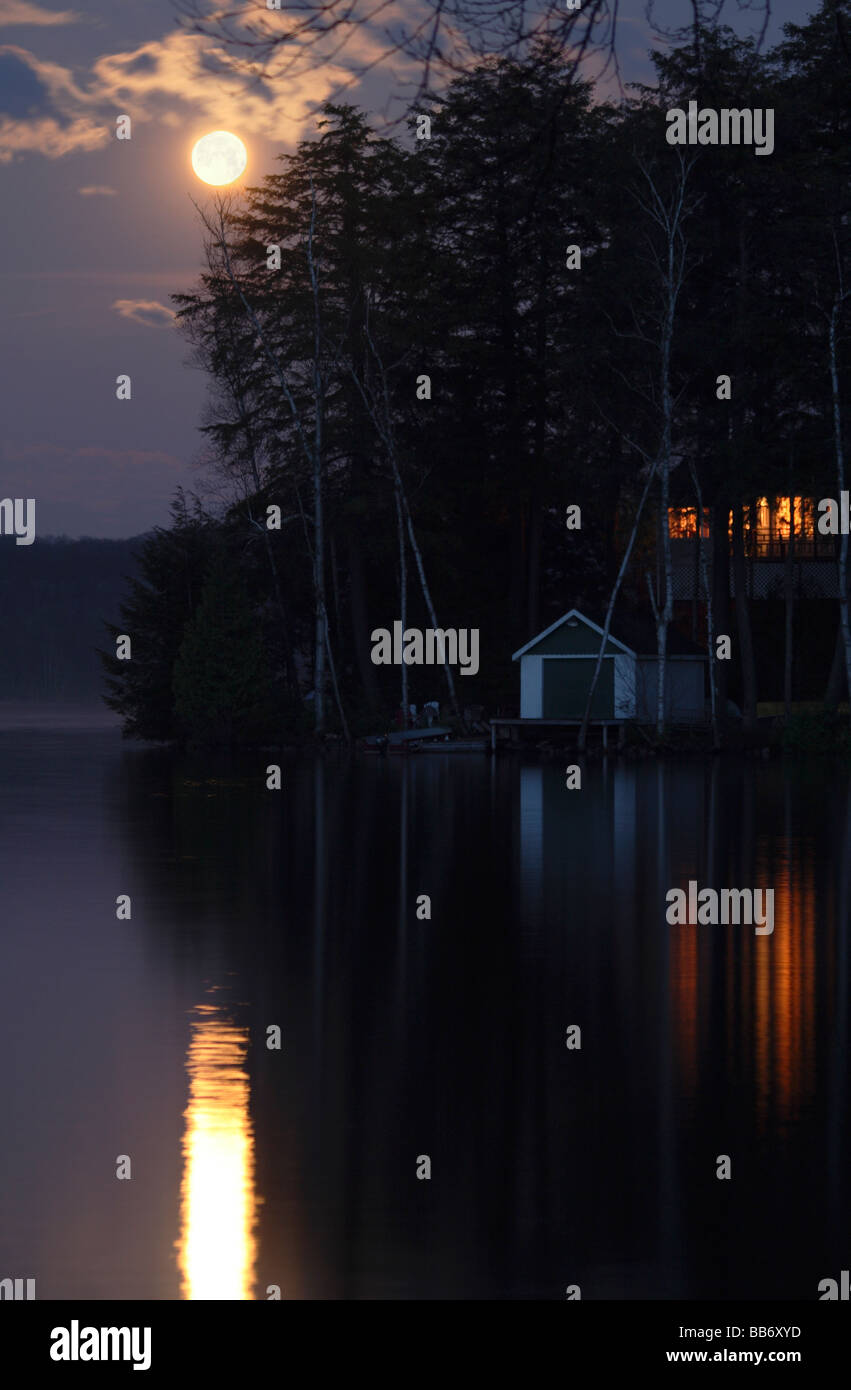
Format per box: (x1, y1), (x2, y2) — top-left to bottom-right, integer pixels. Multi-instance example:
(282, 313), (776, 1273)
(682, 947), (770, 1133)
(0, 703), (122, 731)
(0, 726), (847, 1299)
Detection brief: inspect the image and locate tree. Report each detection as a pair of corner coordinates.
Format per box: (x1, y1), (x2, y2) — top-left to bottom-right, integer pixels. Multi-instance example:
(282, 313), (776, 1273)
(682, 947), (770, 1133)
(412, 40), (608, 648)
(172, 551), (276, 746)
(153, 17), (844, 744)
(179, 109), (408, 723)
(577, 94), (699, 745)
(100, 492), (218, 741)
(174, 262), (302, 702)
(175, 1), (621, 122)
(174, 0), (774, 130)
(777, 0), (851, 714)
(632, 148), (698, 736)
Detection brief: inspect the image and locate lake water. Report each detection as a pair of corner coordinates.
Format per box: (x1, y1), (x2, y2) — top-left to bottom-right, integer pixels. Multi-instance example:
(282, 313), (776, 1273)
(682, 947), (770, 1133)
(0, 716), (848, 1300)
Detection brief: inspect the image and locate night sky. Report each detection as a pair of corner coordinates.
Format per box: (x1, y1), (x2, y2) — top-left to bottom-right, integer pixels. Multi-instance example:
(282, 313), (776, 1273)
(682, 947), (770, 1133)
(0, 0), (805, 538)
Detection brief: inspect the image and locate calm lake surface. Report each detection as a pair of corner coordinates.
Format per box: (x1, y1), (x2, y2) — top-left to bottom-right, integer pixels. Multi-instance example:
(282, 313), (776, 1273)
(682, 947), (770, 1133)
(0, 715), (848, 1300)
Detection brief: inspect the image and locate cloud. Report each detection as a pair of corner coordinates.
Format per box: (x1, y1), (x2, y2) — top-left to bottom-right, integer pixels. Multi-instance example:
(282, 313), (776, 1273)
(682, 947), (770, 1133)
(0, 1), (79, 25)
(111, 298), (176, 328)
(0, 41), (99, 108)
(89, 31), (352, 136)
(78, 183), (115, 195)
(0, 112), (106, 159)
(0, 22), (359, 163)
(0, 41), (107, 158)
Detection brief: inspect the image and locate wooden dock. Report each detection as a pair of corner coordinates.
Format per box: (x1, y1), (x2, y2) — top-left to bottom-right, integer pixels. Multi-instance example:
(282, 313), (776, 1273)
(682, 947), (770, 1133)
(489, 718), (628, 751)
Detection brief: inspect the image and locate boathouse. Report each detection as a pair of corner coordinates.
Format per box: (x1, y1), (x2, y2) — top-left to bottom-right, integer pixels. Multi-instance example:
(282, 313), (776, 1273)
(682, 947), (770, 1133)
(511, 609), (706, 723)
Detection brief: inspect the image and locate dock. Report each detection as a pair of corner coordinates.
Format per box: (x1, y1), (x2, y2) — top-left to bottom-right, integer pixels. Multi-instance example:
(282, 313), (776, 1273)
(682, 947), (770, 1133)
(489, 718), (628, 751)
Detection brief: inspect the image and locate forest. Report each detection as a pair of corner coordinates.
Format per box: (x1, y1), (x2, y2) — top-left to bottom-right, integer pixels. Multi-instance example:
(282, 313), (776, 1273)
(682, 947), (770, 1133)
(100, 2), (851, 747)
(0, 536), (140, 702)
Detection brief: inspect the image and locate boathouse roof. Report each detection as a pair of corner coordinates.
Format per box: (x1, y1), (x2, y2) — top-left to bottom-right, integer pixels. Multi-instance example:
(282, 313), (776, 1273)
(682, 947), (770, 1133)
(512, 608), (707, 662)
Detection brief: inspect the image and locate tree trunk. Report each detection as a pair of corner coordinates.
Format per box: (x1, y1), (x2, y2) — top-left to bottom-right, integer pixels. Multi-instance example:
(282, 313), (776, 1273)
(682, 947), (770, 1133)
(731, 502), (758, 732)
(330, 531), (342, 643)
(495, 139), (524, 644)
(307, 182), (349, 744)
(829, 300), (851, 709)
(242, 422), (299, 701)
(355, 309), (461, 720)
(312, 475), (325, 726)
(688, 462), (719, 750)
(656, 470), (673, 738)
(712, 496), (730, 728)
(526, 498), (542, 640)
(783, 495), (795, 719)
(396, 483), (408, 729)
(579, 456), (657, 752)
(691, 525), (700, 642)
(311, 274), (326, 733)
(347, 532), (381, 711)
(654, 229), (676, 739)
(527, 228), (549, 639)
(399, 484), (460, 719)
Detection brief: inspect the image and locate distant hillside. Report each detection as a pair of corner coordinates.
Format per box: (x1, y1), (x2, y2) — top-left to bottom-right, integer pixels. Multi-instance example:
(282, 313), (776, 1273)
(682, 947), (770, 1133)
(0, 535), (144, 701)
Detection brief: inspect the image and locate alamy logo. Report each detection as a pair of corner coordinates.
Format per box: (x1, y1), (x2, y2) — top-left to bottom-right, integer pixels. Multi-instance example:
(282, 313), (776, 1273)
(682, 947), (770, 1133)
(666, 101), (774, 156)
(371, 621), (479, 676)
(0, 497), (35, 546)
(817, 494), (851, 533)
(0, 1276), (35, 1299)
(50, 1321), (151, 1372)
(666, 881), (774, 935)
(818, 1269), (850, 1299)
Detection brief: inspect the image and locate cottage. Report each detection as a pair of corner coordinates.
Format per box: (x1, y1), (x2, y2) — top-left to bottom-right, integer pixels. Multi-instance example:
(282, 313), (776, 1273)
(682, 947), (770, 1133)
(511, 609), (706, 723)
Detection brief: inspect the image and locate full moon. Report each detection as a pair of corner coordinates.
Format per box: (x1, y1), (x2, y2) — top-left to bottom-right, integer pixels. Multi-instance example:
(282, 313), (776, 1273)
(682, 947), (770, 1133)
(191, 131), (247, 186)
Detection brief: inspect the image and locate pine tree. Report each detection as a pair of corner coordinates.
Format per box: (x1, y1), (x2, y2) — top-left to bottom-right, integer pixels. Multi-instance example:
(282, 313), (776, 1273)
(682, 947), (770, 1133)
(99, 491), (217, 741)
(172, 552), (276, 747)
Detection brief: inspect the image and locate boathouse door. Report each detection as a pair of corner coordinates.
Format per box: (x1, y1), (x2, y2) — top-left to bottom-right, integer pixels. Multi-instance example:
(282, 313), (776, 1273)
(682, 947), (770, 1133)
(542, 656), (614, 719)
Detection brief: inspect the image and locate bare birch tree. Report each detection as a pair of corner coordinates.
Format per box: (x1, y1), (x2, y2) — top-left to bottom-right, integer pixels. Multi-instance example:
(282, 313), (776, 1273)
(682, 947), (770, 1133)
(633, 151), (696, 736)
(688, 458), (719, 749)
(326, 293), (462, 720)
(827, 240), (851, 712)
(395, 482), (409, 728)
(577, 443), (658, 753)
(580, 148), (698, 748)
(194, 192), (350, 740)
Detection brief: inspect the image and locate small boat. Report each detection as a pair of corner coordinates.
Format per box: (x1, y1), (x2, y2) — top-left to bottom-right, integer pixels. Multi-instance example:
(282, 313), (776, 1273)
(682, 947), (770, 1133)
(360, 734), (421, 753)
(360, 726), (451, 753)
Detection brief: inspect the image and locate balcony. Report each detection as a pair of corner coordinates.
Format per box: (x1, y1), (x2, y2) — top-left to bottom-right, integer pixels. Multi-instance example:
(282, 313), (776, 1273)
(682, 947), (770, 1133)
(668, 499), (836, 562)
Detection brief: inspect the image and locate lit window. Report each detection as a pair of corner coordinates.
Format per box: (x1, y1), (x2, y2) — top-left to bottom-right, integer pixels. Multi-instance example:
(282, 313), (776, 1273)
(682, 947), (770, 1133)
(668, 507), (709, 539)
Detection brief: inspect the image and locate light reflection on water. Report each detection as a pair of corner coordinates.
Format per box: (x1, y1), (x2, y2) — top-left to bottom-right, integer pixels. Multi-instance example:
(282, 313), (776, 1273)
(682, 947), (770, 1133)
(177, 1001), (257, 1300)
(0, 730), (848, 1299)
